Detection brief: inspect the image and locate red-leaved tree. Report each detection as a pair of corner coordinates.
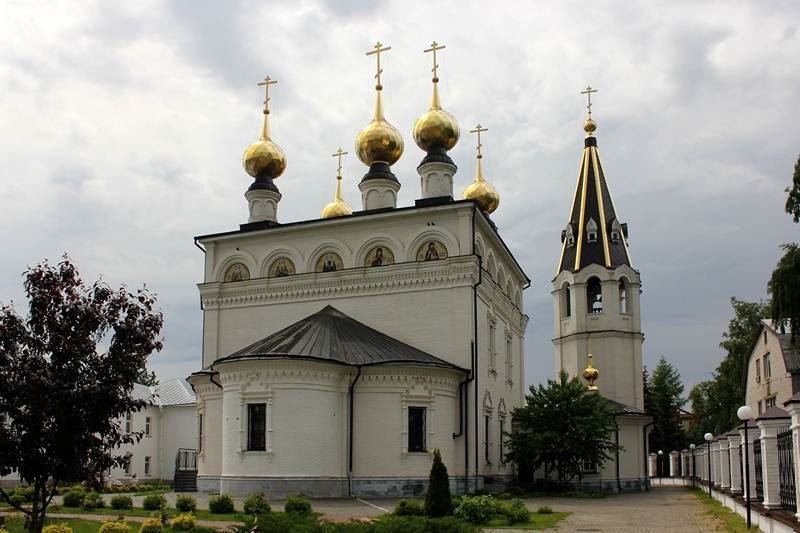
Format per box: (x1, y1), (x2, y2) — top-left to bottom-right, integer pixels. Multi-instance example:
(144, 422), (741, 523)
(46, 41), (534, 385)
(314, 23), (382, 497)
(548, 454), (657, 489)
(0, 256), (163, 533)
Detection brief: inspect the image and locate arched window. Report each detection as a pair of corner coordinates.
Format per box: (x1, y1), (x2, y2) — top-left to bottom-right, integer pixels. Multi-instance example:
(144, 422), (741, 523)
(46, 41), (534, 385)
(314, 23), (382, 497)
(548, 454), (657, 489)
(587, 277), (603, 313)
(586, 218), (598, 243)
(562, 283), (572, 318)
(619, 280), (628, 313)
(564, 224), (575, 248)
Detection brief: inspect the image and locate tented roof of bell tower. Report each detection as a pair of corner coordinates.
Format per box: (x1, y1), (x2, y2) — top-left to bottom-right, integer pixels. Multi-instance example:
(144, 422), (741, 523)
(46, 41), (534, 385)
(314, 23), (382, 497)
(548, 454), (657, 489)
(557, 127), (633, 274)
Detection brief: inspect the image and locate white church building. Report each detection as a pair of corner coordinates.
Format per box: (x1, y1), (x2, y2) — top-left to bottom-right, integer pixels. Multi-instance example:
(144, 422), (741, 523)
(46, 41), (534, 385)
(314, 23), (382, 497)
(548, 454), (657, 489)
(186, 44), (650, 497)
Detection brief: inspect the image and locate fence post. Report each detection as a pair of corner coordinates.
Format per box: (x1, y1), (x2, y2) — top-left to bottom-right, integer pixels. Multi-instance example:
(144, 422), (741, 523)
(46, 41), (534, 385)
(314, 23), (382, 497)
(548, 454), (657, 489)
(669, 451), (679, 478)
(757, 408), (791, 509)
(785, 397), (800, 518)
(739, 421), (757, 503)
(648, 453), (657, 479)
(712, 440), (721, 487)
(728, 432), (742, 494)
(718, 437), (731, 491)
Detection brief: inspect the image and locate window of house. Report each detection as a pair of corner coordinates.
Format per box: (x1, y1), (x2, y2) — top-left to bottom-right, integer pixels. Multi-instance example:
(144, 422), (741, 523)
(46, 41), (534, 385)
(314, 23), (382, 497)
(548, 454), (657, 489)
(766, 396), (777, 409)
(488, 318), (497, 375)
(484, 415), (492, 464)
(505, 334), (513, 385)
(145, 416), (151, 437)
(758, 400), (763, 415)
(764, 353), (771, 380)
(587, 277), (603, 313)
(619, 280), (628, 313)
(125, 413), (132, 434)
(198, 414), (203, 453)
(247, 403), (267, 451)
(581, 458), (597, 473)
(408, 407), (426, 453)
(764, 330), (768, 344)
(124, 458), (131, 475)
(499, 419), (506, 464)
(562, 284), (572, 318)
(144, 456), (151, 476)
(756, 358), (761, 383)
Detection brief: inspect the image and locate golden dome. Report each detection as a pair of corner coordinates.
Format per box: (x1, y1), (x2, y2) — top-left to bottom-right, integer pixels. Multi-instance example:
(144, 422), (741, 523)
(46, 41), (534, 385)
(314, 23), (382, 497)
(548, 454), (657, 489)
(583, 353), (599, 391)
(356, 90), (404, 166)
(464, 128), (499, 214)
(413, 84), (460, 152)
(321, 197), (353, 219)
(243, 137), (286, 179)
(583, 116), (597, 136)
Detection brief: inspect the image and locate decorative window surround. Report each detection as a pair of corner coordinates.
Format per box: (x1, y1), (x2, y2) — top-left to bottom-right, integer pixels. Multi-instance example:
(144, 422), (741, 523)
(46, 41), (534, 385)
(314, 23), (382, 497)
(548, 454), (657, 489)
(504, 329), (513, 387)
(488, 313), (498, 376)
(401, 381), (434, 457)
(239, 389), (274, 458)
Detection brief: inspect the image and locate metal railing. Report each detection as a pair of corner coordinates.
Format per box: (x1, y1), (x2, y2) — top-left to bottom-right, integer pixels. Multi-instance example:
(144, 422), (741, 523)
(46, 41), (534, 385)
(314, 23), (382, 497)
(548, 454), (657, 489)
(754, 438), (764, 501)
(777, 424), (796, 512)
(175, 448), (198, 472)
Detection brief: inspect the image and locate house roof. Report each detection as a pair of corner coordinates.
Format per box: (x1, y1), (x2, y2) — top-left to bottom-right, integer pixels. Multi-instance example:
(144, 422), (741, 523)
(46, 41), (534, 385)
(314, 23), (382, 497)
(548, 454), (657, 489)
(756, 405), (790, 420)
(604, 397), (648, 417)
(132, 379), (196, 407)
(213, 305), (466, 372)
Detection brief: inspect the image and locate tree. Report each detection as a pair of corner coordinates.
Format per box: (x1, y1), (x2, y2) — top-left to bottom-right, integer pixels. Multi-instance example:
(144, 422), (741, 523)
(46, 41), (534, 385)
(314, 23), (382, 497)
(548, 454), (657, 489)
(646, 357), (686, 453)
(769, 154), (800, 346)
(424, 449), (451, 517)
(136, 368), (159, 386)
(0, 256), (163, 533)
(507, 371), (620, 484)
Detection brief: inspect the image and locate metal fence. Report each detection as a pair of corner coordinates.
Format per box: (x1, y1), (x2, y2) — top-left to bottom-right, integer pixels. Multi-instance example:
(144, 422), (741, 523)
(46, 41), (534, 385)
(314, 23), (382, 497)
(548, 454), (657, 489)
(754, 438), (764, 501)
(777, 424), (796, 512)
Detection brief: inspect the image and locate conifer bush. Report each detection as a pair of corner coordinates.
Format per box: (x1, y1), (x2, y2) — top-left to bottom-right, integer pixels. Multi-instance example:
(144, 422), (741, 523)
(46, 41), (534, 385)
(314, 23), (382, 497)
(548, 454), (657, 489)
(424, 449), (452, 517)
(208, 494), (235, 514)
(175, 496), (197, 513)
(500, 499), (529, 525)
(61, 489), (86, 508)
(81, 492), (105, 510)
(110, 495), (133, 510)
(243, 492), (270, 515)
(142, 494), (166, 511)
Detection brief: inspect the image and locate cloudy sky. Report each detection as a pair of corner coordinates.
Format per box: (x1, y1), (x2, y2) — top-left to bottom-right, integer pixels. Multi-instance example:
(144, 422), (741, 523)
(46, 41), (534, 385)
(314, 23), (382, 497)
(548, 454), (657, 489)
(1, 1), (798, 394)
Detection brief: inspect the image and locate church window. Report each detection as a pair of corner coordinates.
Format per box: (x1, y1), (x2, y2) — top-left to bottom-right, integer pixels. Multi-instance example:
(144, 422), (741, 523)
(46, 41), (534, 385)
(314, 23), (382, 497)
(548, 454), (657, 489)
(268, 257), (296, 277)
(484, 415), (492, 464)
(145, 416), (151, 437)
(610, 219), (622, 243)
(755, 358), (761, 383)
(224, 262), (250, 282)
(763, 353), (771, 380)
(247, 403), (267, 451)
(586, 218), (598, 243)
(125, 413), (132, 434)
(561, 283), (571, 317)
(587, 277), (603, 313)
(144, 456), (151, 477)
(408, 407), (427, 453)
(198, 414), (203, 453)
(564, 224), (575, 248)
(619, 280), (628, 313)
(505, 333), (513, 385)
(488, 317), (497, 375)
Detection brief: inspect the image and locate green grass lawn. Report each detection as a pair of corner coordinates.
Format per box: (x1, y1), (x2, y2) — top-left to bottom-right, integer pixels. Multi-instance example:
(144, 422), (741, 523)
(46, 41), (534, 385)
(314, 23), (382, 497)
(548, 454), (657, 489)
(485, 511), (570, 530)
(49, 506), (244, 522)
(2, 517), (180, 533)
(689, 488), (758, 533)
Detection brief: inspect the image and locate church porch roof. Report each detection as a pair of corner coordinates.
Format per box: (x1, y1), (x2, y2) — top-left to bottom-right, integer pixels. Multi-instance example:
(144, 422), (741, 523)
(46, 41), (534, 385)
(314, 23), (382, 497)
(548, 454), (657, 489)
(212, 305), (467, 372)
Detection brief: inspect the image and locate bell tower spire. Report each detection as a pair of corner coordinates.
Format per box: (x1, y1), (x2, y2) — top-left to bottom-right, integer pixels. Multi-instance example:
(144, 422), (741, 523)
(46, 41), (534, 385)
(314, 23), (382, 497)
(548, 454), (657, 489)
(552, 87), (644, 410)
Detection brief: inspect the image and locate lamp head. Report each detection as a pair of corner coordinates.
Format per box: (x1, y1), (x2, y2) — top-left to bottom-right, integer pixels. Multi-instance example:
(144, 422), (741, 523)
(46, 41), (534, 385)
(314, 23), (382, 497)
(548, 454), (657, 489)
(704, 432), (713, 442)
(658, 450), (663, 455)
(690, 443), (696, 450)
(737, 405), (753, 421)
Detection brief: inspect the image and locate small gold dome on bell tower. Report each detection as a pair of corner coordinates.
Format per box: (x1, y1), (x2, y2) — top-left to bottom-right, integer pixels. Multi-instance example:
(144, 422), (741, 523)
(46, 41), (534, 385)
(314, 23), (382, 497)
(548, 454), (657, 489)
(463, 124), (499, 214)
(243, 76), (287, 180)
(583, 353), (599, 391)
(321, 148), (353, 219)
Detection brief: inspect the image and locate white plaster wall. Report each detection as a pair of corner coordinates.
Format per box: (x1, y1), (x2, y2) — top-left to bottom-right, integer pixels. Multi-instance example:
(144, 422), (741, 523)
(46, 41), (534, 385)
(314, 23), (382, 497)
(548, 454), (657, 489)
(195, 383), (223, 478)
(109, 405), (162, 481)
(158, 405), (198, 481)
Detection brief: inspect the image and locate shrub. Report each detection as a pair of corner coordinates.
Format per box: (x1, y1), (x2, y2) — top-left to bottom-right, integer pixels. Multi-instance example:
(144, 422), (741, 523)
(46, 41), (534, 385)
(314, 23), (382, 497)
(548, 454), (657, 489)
(500, 499), (529, 525)
(175, 496), (197, 513)
(536, 505), (553, 514)
(208, 494), (235, 514)
(110, 495), (133, 510)
(427, 516), (478, 533)
(371, 516), (428, 533)
(42, 525), (74, 533)
(453, 495), (497, 524)
(98, 521), (130, 533)
(237, 513), (320, 533)
(170, 513), (196, 531)
(505, 486), (524, 496)
(188, 527), (217, 533)
(17, 486), (35, 502)
(0, 528), (7, 533)
(138, 519), (162, 533)
(284, 495), (312, 515)
(142, 494), (166, 511)
(243, 493), (270, 515)
(424, 449), (452, 518)
(393, 499), (425, 516)
(62, 489), (86, 508)
(81, 492), (106, 510)
(8, 493), (26, 507)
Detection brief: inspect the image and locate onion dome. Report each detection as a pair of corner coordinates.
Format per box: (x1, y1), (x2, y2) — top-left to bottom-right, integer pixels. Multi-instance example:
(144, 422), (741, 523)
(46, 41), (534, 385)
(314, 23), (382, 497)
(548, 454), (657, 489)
(356, 88), (404, 166)
(243, 76), (286, 185)
(463, 124), (499, 214)
(413, 42), (459, 154)
(583, 353), (599, 391)
(321, 149), (353, 219)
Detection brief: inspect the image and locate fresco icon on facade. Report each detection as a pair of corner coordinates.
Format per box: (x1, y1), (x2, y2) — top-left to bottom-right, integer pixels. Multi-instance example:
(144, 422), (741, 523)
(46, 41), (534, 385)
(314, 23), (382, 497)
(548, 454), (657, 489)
(315, 252), (344, 273)
(224, 263), (250, 282)
(269, 257), (296, 277)
(365, 246), (395, 267)
(416, 241), (448, 262)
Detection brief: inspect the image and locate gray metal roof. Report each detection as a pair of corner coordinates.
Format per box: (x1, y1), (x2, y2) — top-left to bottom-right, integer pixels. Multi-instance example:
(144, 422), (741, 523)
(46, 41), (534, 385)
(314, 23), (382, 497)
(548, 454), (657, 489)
(214, 305), (465, 371)
(132, 379), (196, 406)
(604, 397), (648, 416)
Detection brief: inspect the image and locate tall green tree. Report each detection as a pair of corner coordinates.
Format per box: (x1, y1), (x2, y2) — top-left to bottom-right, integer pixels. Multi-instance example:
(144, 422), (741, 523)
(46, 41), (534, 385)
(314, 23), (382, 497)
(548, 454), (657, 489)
(769, 154), (800, 346)
(647, 357), (686, 453)
(507, 371), (620, 484)
(0, 257), (163, 533)
(424, 449), (451, 517)
(136, 368), (159, 386)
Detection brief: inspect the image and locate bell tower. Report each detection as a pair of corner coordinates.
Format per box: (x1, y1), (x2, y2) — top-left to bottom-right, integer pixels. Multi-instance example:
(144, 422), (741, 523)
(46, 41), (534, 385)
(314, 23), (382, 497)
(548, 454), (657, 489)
(552, 88), (644, 409)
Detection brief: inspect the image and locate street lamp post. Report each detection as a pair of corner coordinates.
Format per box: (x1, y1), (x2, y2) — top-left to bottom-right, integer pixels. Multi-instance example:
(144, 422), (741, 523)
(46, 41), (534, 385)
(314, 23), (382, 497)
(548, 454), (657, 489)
(704, 432), (714, 498)
(658, 450), (664, 485)
(690, 443), (696, 489)
(738, 405), (753, 529)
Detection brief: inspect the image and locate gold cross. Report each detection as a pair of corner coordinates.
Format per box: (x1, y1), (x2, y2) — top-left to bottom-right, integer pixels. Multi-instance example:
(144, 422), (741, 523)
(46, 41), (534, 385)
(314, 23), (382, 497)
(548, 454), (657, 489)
(257, 76), (278, 114)
(331, 148), (348, 177)
(581, 85), (598, 115)
(470, 124), (488, 157)
(366, 41), (391, 89)
(424, 41), (446, 81)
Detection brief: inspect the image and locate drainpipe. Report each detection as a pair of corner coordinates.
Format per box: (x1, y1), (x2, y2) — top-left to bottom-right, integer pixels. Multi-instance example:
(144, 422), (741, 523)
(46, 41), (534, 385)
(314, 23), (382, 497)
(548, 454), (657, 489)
(347, 366), (363, 497)
(643, 421), (654, 490)
(614, 418), (621, 492)
(471, 207), (483, 493)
